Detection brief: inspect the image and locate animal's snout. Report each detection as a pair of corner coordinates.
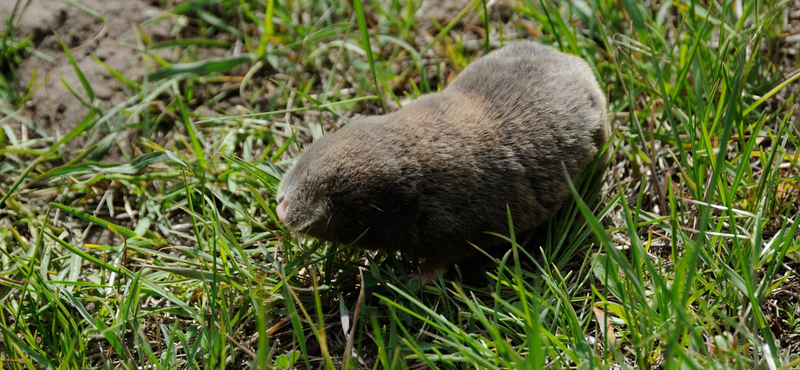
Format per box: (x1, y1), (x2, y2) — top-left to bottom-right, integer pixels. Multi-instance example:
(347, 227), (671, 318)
(276, 199), (289, 223)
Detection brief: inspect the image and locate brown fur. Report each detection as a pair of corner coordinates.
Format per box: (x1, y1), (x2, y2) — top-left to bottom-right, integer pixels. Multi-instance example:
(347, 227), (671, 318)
(276, 41), (609, 270)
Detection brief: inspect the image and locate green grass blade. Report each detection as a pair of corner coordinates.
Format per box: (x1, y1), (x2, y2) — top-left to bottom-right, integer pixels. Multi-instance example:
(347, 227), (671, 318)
(352, 0), (386, 114)
(173, 82), (207, 169)
(147, 54), (254, 81)
(50, 203), (166, 246)
(55, 34), (95, 102)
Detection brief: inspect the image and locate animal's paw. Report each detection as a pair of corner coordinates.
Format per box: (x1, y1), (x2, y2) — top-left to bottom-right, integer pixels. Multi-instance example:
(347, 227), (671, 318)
(401, 266), (447, 288)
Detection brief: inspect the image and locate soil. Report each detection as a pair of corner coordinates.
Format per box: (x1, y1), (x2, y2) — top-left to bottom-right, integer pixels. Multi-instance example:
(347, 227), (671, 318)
(0, 0), (172, 156)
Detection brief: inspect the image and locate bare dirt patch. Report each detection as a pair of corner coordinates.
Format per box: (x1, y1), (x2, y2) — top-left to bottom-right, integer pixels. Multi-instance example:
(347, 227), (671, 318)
(1, 0), (171, 157)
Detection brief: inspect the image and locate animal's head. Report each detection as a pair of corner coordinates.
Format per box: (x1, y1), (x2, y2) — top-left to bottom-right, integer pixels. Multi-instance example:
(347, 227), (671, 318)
(275, 119), (420, 245)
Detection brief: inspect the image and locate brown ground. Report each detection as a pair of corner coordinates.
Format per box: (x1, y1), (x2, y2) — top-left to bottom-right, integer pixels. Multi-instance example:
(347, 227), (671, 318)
(0, 0), (172, 155)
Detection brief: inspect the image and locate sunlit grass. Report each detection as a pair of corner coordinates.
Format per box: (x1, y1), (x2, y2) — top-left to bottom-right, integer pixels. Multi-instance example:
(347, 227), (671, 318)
(1, 0), (799, 369)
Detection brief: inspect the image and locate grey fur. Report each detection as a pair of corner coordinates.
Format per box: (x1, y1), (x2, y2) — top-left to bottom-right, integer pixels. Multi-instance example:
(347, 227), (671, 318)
(276, 41), (609, 269)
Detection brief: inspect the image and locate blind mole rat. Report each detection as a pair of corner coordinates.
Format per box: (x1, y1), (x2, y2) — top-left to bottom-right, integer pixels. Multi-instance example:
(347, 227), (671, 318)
(276, 41), (609, 283)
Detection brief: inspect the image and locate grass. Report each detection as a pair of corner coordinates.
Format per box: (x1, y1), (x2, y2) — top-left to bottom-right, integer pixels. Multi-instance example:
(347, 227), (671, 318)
(1, 0), (800, 368)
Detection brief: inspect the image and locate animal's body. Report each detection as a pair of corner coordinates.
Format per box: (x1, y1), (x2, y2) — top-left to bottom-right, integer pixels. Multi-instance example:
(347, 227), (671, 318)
(276, 41), (609, 277)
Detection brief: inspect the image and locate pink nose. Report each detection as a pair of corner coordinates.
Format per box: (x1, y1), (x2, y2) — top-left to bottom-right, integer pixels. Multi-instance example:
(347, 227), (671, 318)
(276, 199), (289, 223)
